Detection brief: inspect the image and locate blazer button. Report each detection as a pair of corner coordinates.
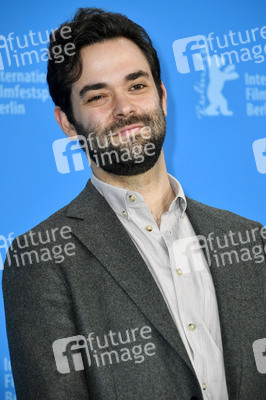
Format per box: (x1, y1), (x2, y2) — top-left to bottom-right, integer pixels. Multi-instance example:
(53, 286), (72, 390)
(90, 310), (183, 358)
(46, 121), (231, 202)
(190, 397), (198, 400)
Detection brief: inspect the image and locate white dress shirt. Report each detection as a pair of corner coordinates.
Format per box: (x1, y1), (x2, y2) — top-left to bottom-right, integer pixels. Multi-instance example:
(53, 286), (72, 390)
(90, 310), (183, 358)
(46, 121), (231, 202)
(91, 173), (229, 400)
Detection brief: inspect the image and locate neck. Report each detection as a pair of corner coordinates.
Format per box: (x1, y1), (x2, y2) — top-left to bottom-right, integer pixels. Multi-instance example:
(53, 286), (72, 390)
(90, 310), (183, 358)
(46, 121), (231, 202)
(92, 151), (176, 227)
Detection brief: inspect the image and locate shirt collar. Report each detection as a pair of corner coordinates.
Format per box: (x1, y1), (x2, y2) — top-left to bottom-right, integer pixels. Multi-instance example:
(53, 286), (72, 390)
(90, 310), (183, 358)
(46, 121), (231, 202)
(167, 173), (187, 217)
(91, 172), (187, 219)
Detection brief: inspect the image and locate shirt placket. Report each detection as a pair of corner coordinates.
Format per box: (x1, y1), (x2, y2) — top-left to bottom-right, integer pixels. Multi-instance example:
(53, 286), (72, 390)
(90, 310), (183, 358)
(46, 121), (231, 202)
(164, 212), (210, 398)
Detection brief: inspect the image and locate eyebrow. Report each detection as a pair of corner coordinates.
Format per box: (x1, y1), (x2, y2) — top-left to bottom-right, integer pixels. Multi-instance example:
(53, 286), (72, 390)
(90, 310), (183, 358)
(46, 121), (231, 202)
(79, 69), (150, 98)
(79, 82), (108, 99)
(124, 70), (150, 82)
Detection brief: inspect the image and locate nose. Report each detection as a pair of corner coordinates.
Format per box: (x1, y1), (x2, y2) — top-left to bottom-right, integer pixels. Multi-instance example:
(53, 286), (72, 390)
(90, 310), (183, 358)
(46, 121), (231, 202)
(112, 92), (136, 120)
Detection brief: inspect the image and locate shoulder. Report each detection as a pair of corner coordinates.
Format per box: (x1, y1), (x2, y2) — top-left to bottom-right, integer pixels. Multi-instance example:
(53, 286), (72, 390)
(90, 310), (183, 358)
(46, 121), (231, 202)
(3, 182), (94, 270)
(15, 179), (95, 238)
(186, 197), (264, 230)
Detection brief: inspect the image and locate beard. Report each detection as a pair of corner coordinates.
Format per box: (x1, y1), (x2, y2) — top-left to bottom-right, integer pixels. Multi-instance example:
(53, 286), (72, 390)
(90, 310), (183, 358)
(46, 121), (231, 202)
(72, 102), (166, 176)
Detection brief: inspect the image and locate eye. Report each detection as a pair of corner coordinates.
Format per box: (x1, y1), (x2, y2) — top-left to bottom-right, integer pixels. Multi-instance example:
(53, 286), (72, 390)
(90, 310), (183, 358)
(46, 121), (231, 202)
(130, 84), (145, 91)
(87, 95), (104, 103)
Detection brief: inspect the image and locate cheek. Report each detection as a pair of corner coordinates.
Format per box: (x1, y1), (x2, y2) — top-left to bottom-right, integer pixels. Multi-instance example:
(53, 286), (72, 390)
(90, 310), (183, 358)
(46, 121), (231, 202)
(73, 102), (104, 125)
(88, 108), (110, 130)
(136, 89), (160, 109)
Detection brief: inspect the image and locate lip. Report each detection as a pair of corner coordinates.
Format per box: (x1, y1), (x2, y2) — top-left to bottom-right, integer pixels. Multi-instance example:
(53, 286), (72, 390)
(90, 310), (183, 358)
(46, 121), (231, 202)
(117, 124), (143, 136)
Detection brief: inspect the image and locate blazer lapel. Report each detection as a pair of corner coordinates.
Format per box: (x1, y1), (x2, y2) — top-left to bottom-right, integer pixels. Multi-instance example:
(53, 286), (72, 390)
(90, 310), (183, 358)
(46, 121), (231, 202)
(66, 180), (195, 374)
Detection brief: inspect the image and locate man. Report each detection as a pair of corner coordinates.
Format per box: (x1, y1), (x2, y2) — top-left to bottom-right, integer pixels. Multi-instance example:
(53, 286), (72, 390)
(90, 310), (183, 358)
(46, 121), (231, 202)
(2, 7), (265, 400)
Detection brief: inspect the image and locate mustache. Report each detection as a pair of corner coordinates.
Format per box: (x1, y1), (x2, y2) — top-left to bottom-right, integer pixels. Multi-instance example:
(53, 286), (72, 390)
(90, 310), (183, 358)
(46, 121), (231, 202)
(102, 114), (153, 137)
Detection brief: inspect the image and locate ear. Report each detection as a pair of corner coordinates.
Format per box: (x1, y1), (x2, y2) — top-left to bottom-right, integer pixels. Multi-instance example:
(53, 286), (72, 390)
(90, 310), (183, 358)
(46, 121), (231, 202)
(160, 81), (167, 116)
(54, 106), (78, 139)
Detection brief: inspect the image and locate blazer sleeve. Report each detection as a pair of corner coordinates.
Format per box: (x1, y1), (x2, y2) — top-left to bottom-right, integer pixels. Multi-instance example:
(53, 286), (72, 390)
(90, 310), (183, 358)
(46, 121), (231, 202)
(2, 239), (90, 400)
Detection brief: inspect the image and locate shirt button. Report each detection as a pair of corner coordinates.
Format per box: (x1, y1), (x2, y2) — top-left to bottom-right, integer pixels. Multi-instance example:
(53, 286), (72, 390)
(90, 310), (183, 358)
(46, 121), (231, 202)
(201, 383), (207, 390)
(188, 323), (196, 331)
(176, 268), (183, 276)
(145, 225), (153, 232)
(122, 210), (127, 217)
(128, 194), (136, 202)
(181, 213), (185, 219)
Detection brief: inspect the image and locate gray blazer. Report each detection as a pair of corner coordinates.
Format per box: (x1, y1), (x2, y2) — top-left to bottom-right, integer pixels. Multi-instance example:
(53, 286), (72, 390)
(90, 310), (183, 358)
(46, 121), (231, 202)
(2, 180), (266, 400)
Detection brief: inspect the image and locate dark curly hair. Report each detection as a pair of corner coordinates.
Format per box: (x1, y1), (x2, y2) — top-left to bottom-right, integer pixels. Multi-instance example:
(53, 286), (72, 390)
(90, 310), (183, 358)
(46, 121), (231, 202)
(47, 7), (163, 124)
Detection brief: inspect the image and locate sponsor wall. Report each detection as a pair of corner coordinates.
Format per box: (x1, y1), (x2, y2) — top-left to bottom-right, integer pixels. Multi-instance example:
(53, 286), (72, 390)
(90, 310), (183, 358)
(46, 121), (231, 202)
(1, 0), (265, 397)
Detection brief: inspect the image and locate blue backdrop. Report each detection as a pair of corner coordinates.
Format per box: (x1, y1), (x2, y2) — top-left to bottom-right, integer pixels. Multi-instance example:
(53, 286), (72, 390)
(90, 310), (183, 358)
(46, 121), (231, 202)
(1, 0), (265, 397)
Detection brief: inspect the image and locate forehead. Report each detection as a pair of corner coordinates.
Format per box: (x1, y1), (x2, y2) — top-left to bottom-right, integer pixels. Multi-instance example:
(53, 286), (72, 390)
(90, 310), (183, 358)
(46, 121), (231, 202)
(74, 37), (152, 91)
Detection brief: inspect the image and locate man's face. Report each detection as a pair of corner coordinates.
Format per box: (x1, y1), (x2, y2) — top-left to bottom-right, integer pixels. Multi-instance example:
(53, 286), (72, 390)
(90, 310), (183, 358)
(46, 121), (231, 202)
(70, 37), (167, 176)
